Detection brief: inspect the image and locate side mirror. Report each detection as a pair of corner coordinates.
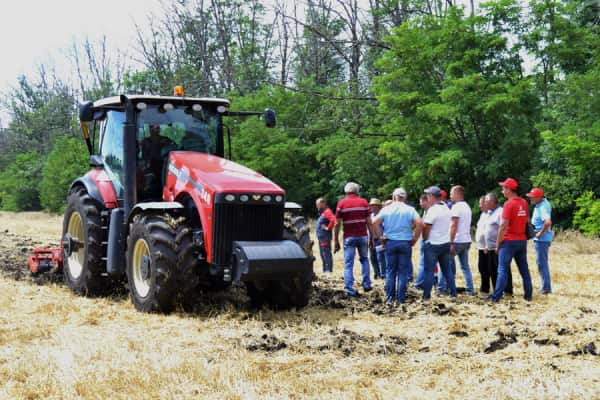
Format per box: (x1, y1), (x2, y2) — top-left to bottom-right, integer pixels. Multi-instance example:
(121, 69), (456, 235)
(79, 101), (94, 122)
(264, 108), (276, 128)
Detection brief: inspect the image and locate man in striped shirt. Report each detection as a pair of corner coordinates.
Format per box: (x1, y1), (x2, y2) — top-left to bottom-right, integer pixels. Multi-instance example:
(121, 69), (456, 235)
(334, 182), (375, 297)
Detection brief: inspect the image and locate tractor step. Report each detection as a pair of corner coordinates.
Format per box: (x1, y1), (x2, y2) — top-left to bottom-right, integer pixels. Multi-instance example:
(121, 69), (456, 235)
(28, 247), (63, 275)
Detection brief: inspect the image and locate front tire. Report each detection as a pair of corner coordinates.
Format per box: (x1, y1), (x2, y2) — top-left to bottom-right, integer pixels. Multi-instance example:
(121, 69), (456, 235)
(126, 214), (181, 313)
(62, 187), (107, 295)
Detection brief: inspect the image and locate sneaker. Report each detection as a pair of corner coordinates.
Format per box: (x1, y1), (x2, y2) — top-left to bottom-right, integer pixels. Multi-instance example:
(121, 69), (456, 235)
(363, 286), (373, 293)
(540, 290), (551, 295)
(346, 292), (361, 299)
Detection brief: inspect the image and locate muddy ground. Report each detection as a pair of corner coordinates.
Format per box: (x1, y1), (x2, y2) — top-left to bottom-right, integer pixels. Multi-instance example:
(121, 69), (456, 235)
(0, 212), (599, 399)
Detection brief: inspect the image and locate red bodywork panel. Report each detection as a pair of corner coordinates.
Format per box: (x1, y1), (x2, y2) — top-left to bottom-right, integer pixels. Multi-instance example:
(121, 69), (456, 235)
(86, 168), (118, 209)
(163, 152), (285, 263)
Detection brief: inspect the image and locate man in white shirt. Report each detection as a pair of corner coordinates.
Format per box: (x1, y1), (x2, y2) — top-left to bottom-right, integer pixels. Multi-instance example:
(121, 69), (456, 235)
(448, 185), (475, 295)
(475, 196), (490, 293)
(421, 186), (456, 299)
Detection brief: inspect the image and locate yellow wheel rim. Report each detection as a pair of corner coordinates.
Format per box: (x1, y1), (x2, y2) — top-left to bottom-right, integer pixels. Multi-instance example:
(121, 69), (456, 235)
(67, 212), (84, 279)
(132, 238), (151, 298)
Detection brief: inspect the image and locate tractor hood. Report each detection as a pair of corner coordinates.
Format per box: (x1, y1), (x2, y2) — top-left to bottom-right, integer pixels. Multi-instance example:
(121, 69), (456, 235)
(167, 151), (284, 194)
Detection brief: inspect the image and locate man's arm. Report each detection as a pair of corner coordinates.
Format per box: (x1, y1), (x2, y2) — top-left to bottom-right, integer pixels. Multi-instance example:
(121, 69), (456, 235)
(325, 208), (336, 230)
(334, 221), (341, 253)
(536, 218), (552, 238)
(449, 217), (458, 254)
(412, 216), (423, 246)
(495, 219), (509, 252)
(422, 223), (432, 241)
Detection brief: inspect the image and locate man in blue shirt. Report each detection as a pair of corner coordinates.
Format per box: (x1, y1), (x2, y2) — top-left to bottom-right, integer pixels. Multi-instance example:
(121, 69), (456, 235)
(372, 188), (422, 305)
(526, 188), (553, 294)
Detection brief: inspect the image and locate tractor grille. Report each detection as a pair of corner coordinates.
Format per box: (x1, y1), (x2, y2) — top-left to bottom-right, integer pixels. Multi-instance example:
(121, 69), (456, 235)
(212, 203), (284, 266)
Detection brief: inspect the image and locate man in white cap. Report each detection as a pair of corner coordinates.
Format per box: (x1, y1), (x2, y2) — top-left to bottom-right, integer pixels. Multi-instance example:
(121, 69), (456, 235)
(372, 187), (422, 305)
(334, 182), (374, 297)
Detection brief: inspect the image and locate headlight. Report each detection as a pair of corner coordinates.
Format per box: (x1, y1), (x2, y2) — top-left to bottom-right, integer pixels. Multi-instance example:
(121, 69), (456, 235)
(275, 195), (283, 202)
(263, 195), (272, 202)
(225, 194), (235, 202)
(240, 194), (249, 202)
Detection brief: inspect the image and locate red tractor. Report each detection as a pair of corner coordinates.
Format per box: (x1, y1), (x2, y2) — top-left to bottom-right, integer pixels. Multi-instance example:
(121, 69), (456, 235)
(46, 89), (313, 312)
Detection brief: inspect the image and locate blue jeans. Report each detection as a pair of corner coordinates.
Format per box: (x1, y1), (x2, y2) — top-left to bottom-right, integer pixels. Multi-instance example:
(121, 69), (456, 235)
(423, 242), (456, 299)
(319, 241), (333, 272)
(449, 242), (474, 295)
(491, 240), (532, 301)
(369, 248), (387, 278)
(414, 240), (425, 288)
(534, 241), (551, 292)
(384, 240), (412, 303)
(343, 236), (371, 295)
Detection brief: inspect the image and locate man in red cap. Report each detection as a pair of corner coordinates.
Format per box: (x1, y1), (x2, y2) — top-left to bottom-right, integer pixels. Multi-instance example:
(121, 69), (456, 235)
(488, 178), (533, 302)
(526, 187), (553, 294)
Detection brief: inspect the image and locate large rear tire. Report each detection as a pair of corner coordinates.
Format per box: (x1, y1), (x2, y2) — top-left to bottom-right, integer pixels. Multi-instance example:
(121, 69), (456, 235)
(126, 214), (181, 313)
(62, 187), (107, 295)
(246, 214), (314, 309)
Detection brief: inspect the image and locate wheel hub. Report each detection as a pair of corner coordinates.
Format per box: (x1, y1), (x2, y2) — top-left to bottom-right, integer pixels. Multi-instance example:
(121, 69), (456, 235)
(140, 256), (151, 281)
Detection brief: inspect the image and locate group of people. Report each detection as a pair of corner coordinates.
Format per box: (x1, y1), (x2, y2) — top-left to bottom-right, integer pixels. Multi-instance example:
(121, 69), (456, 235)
(315, 178), (553, 305)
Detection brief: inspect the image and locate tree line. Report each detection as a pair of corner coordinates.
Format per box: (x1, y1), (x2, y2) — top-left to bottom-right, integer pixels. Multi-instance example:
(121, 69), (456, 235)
(0, 0), (598, 236)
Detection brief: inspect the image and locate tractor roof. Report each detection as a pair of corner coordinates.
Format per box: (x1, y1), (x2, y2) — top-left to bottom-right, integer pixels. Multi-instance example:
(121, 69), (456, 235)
(93, 95), (230, 108)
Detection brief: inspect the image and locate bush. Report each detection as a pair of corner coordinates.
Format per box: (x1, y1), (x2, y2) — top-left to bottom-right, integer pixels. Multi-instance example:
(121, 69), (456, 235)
(0, 152), (44, 211)
(40, 137), (89, 213)
(573, 191), (600, 237)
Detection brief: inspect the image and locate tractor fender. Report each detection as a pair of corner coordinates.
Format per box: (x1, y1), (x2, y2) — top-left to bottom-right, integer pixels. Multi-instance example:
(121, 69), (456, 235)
(70, 176), (104, 207)
(126, 202), (185, 226)
(70, 170), (118, 209)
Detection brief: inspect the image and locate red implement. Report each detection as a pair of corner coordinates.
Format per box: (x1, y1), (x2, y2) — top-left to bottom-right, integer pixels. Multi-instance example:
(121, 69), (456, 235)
(28, 247), (63, 275)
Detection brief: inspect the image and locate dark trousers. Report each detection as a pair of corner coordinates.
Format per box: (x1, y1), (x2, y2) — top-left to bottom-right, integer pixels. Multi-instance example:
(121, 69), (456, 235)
(479, 249), (513, 294)
(319, 242), (333, 272)
(478, 249), (492, 293)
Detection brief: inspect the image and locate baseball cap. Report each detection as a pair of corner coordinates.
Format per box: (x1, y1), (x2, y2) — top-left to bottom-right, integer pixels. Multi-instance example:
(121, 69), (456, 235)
(526, 188), (544, 198)
(498, 177), (518, 191)
(369, 198), (382, 206)
(393, 187), (407, 198)
(424, 186), (442, 197)
(440, 189), (447, 199)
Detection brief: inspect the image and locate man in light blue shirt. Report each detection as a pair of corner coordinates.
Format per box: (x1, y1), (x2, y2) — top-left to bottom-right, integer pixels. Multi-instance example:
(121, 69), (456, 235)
(372, 187), (422, 305)
(526, 187), (553, 294)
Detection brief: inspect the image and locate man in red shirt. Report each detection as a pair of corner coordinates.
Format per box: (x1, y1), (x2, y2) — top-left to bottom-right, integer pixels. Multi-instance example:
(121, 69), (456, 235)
(488, 178), (533, 302)
(334, 182), (375, 297)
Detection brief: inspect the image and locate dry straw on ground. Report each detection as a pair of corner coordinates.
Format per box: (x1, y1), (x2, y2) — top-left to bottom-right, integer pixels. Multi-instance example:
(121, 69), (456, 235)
(0, 211), (598, 399)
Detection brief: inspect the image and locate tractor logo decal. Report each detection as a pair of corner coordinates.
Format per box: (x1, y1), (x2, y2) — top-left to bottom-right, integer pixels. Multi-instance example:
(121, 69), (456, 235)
(168, 163), (211, 205)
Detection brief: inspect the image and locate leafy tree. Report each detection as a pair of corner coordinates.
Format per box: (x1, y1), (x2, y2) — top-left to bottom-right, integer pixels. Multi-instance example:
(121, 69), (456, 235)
(372, 3), (540, 203)
(0, 152), (44, 211)
(573, 191), (600, 237)
(39, 137), (89, 213)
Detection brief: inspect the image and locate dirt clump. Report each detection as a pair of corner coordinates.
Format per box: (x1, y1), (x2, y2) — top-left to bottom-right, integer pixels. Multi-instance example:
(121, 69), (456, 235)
(246, 333), (288, 352)
(484, 330), (518, 353)
(568, 342), (598, 356)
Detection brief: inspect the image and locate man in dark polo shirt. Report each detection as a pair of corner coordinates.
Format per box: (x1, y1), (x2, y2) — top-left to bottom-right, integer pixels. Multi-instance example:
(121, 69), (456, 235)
(334, 182), (374, 297)
(488, 177), (533, 302)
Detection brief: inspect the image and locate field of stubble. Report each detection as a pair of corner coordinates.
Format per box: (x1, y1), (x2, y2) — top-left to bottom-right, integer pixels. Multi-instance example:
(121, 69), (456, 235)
(0, 211), (598, 399)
